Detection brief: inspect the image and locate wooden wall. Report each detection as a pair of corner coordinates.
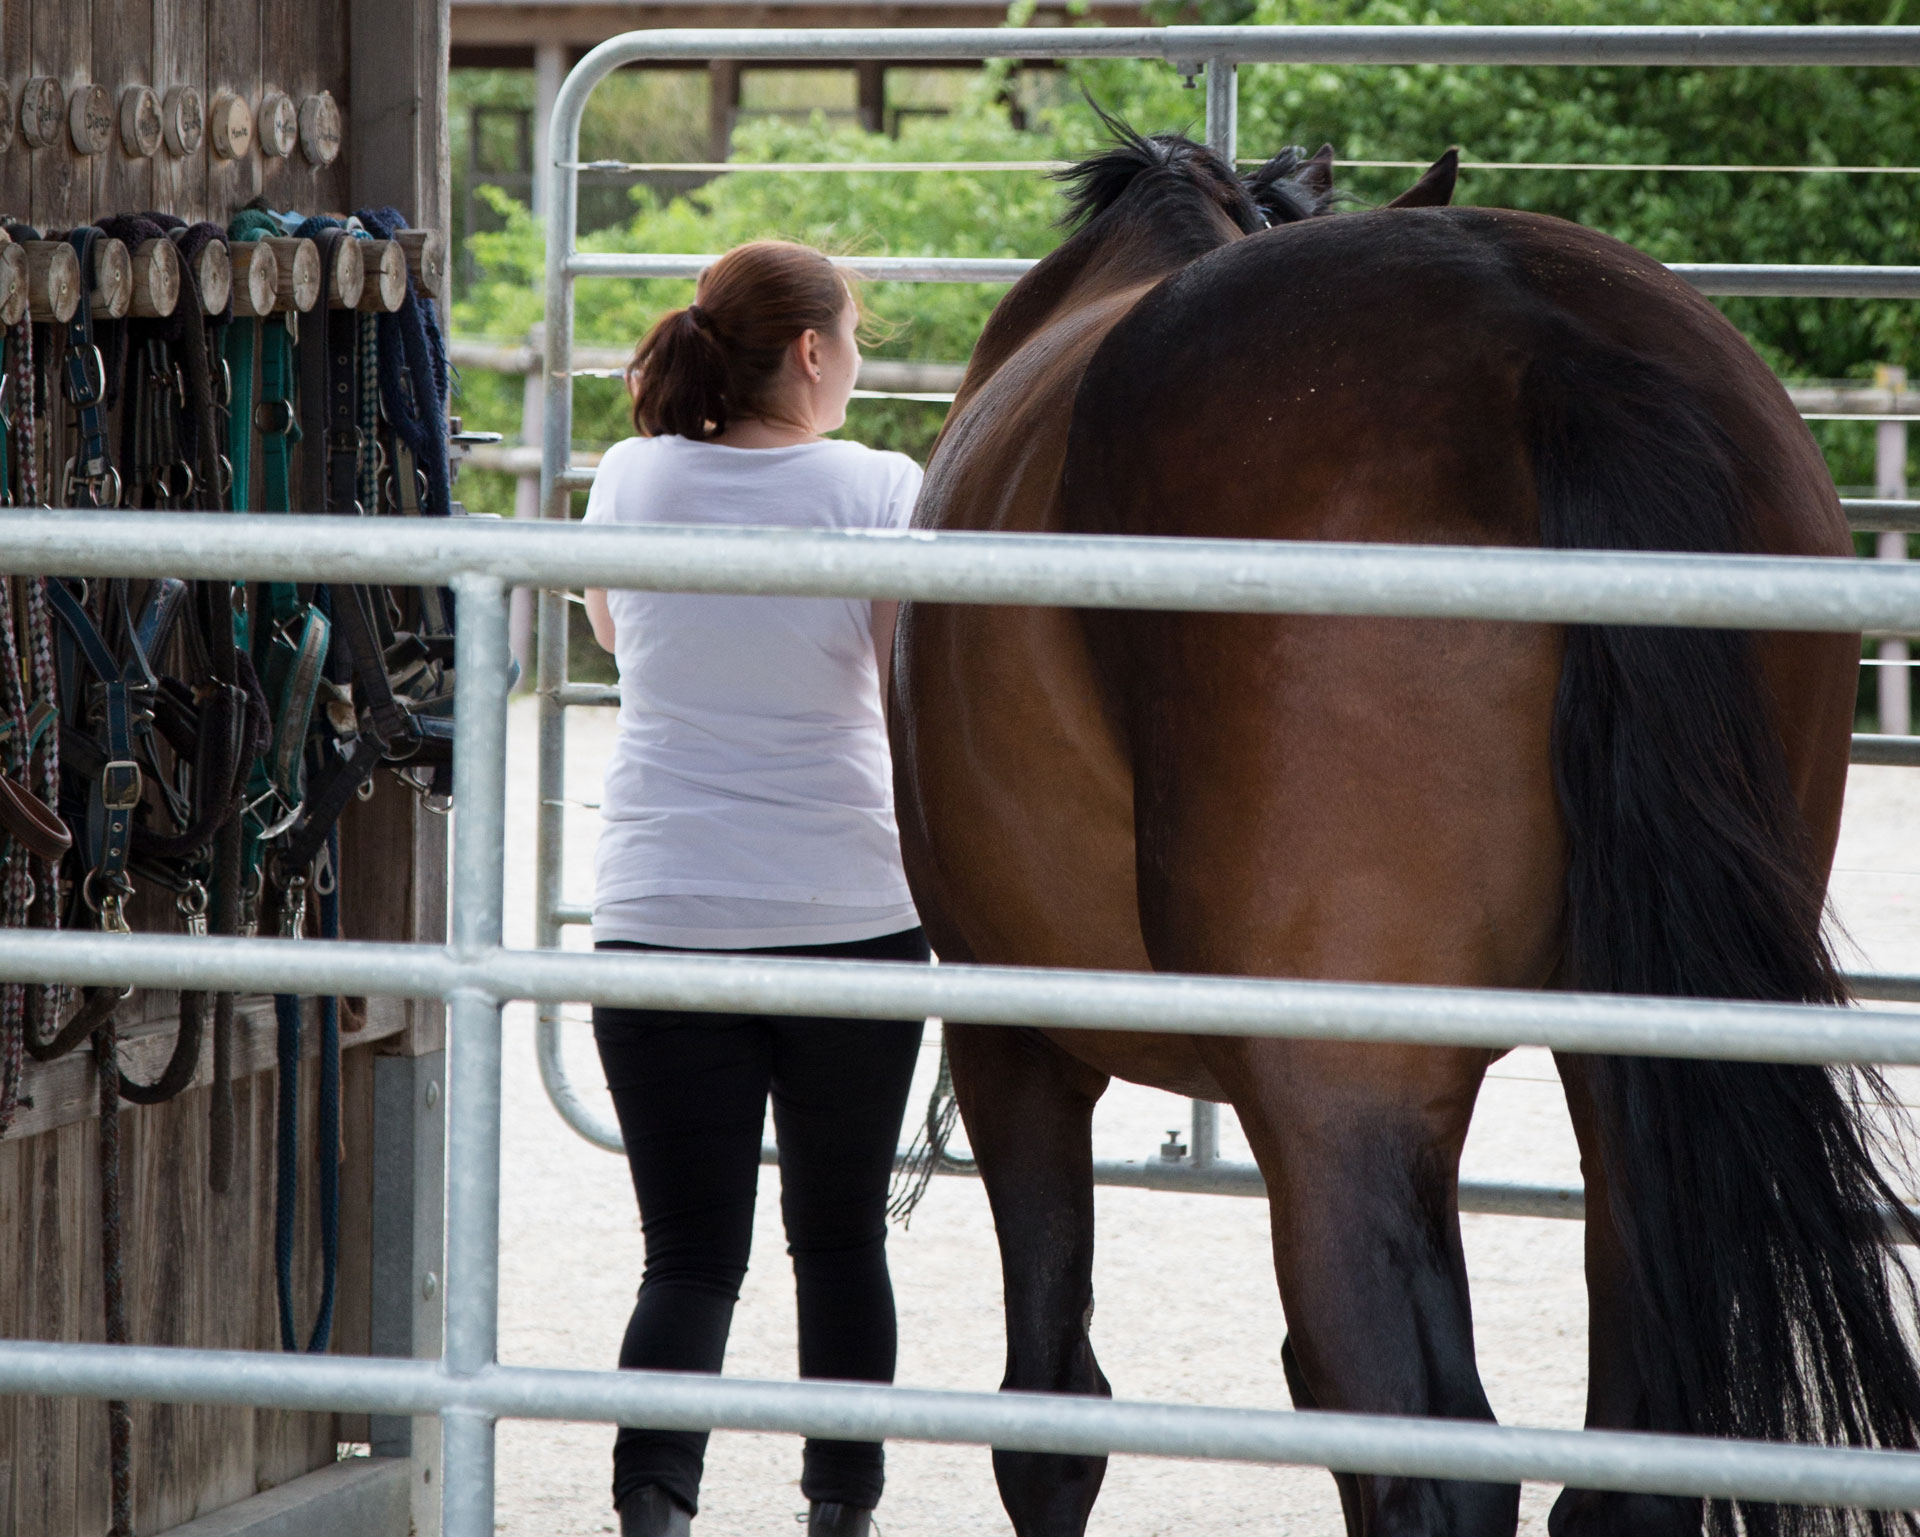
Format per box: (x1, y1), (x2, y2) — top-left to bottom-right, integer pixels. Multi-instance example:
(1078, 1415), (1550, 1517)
(0, 0), (452, 1531)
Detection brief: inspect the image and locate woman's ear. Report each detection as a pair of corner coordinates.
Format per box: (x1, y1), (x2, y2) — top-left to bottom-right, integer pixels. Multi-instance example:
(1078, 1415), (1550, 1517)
(796, 328), (824, 383)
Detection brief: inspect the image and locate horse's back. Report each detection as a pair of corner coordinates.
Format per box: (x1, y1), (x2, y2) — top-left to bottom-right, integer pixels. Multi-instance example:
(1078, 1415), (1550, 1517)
(1059, 206), (1852, 990)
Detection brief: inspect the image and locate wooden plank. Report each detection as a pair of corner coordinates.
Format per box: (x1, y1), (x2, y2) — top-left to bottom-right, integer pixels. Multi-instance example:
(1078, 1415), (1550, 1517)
(32, 0), (91, 227)
(13, 1123), (82, 1535)
(256, 0), (314, 215)
(72, 1092), (107, 1537)
(2, 997), (411, 1144)
(152, 0), (207, 219)
(128, 1091), (200, 1532)
(197, 1069), (259, 1516)
(0, 1138), (19, 1537)
(333, 1043), (374, 1444)
(309, 0), (348, 215)
(349, 0), (449, 226)
(93, 0), (154, 216)
(204, 0), (259, 219)
(1, 0), (34, 222)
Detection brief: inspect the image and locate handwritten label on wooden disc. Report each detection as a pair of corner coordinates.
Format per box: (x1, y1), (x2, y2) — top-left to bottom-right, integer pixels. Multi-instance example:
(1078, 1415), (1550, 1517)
(194, 240), (231, 315)
(258, 92), (297, 158)
(68, 83), (112, 156)
(327, 238), (365, 310)
(162, 86), (203, 156)
(119, 85), (162, 158)
(209, 91), (252, 160)
(298, 92), (340, 167)
(0, 245), (27, 327)
(20, 78), (64, 150)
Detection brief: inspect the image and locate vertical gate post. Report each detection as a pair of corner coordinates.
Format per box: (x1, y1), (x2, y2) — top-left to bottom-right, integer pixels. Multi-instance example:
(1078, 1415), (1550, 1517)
(1879, 364), (1911, 735)
(1204, 58), (1237, 168)
(441, 574), (513, 1537)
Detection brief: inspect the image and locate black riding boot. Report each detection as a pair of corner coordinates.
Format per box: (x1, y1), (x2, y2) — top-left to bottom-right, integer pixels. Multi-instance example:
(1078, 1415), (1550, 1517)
(619, 1485), (692, 1537)
(809, 1501), (873, 1535)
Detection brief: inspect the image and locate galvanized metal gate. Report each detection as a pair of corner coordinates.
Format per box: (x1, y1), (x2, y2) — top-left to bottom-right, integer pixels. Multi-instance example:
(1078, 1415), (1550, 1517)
(5, 25), (1920, 1537)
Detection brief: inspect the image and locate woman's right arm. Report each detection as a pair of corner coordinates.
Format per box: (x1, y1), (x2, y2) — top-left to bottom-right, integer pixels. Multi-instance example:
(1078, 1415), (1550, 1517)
(584, 589), (616, 652)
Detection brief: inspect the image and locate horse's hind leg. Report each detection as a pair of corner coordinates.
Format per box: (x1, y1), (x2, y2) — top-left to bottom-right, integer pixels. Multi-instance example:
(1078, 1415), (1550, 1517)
(1547, 1054), (1699, 1537)
(945, 1021), (1111, 1537)
(1212, 1039), (1520, 1537)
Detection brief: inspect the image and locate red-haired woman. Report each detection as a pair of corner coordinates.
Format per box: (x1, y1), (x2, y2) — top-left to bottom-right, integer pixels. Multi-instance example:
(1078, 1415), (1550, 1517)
(581, 241), (928, 1537)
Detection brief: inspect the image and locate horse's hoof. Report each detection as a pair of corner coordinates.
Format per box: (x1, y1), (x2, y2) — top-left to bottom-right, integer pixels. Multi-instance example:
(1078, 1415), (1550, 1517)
(619, 1485), (692, 1537)
(808, 1501), (873, 1536)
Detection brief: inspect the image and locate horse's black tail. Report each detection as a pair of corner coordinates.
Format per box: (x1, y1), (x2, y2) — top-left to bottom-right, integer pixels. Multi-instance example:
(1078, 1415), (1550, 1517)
(1528, 336), (1920, 1537)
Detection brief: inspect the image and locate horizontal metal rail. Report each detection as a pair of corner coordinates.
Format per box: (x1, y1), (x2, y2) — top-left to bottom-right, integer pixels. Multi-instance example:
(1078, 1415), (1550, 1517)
(4, 928), (1920, 1065)
(559, 25), (1920, 69)
(11, 509), (1920, 633)
(12, 1339), (1920, 1510)
(565, 250), (1920, 299)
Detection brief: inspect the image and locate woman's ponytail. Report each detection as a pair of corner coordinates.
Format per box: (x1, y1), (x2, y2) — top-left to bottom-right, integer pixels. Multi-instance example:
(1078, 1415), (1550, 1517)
(625, 240), (855, 442)
(628, 304), (732, 440)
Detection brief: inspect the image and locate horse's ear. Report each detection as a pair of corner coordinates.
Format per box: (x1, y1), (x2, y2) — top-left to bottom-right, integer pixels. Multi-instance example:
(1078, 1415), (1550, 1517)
(1296, 143), (1336, 199)
(1387, 148), (1459, 209)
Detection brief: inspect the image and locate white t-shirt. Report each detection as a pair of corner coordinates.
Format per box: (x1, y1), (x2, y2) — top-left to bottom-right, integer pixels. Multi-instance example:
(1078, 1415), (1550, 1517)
(581, 433), (924, 949)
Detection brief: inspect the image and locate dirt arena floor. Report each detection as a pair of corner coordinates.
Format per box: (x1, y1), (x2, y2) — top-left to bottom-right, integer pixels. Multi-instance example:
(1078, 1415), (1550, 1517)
(494, 695), (1920, 1536)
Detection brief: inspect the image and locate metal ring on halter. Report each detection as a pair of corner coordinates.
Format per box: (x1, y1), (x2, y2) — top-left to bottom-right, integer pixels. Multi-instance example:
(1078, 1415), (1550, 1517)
(81, 867), (134, 916)
(355, 776), (377, 801)
(151, 460), (195, 501)
(214, 454), (234, 497)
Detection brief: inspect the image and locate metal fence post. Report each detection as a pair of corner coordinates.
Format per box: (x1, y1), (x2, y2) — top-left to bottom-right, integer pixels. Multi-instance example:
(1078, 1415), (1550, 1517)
(1204, 57), (1237, 166)
(1880, 364), (1912, 735)
(441, 574), (513, 1537)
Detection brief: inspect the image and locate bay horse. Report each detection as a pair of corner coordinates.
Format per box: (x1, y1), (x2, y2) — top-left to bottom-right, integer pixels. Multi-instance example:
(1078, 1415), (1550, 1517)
(890, 123), (1920, 1537)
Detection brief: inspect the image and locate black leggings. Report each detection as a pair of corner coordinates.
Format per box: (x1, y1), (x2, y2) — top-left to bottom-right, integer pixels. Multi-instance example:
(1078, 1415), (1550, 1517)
(592, 928), (929, 1516)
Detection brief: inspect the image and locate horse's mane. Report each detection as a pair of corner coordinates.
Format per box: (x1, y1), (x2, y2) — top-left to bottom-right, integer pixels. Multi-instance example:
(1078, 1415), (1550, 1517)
(1053, 106), (1265, 236)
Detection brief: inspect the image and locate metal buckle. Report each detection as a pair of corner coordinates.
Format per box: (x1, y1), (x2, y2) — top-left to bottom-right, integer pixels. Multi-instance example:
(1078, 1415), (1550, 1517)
(328, 425), (364, 456)
(64, 344), (105, 409)
(253, 398), (296, 436)
(279, 874), (309, 940)
(101, 758), (143, 811)
(63, 459), (122, 509)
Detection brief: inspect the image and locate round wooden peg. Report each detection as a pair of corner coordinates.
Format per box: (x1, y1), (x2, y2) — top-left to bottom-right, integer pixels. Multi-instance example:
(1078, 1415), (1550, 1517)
(119, 84), (162, 157)
(130, 238), (180, 318)
(208, 91), (252, 160)
(86, 238), (133, 319)
(228, 242), (279, 319)
(24, 242), (81, 323)
(356, 240), (408, 312)
(0, 243), (26, 327)
(0, 83), (16, 154)
(395, 229), (445, 299)
(258, 91), (296, 158)
(264, 236), (320, 313)
(297, 92), (340, 167)
(20, 77), (64, 150)
(68, 83), (112, 156)
(162, 86), (204, 156)
(192, 239), (231, 315)
(326, 237), (365, 310)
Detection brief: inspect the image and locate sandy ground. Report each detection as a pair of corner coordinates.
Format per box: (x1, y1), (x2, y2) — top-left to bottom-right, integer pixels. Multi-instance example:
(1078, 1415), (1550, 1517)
(492, 696), (1920, 1537)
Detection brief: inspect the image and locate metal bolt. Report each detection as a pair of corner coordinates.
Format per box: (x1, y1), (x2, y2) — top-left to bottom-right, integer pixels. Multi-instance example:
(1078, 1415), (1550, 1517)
(425, 1081), (440, 1110)
(421, 1271), (439, 1301)
(1159, 1130), (1187, 1163)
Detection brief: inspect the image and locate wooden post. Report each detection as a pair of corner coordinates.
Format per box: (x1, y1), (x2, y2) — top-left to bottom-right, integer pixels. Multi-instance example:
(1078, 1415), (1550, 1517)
(324, 236), (366, 310)
(86, 238), (134, 319)
(190, 238), (232, 316)
(0, 244), (28, 327)
(264, 236), (321, 313)
(396, 230), (445, 298)
(228, 241), (281, 319)
(129, 238), (181, 319)
(23, 242), (80, 323)
(1879, 363), (1912, 735)
(357, 241), (408, 313)
(856, 61), (886, 135)
(708, 60), (741, 162)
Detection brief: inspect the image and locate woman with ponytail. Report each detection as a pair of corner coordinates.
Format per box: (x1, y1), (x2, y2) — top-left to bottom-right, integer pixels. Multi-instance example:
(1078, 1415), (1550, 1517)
(580, 241), (928, 1537)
